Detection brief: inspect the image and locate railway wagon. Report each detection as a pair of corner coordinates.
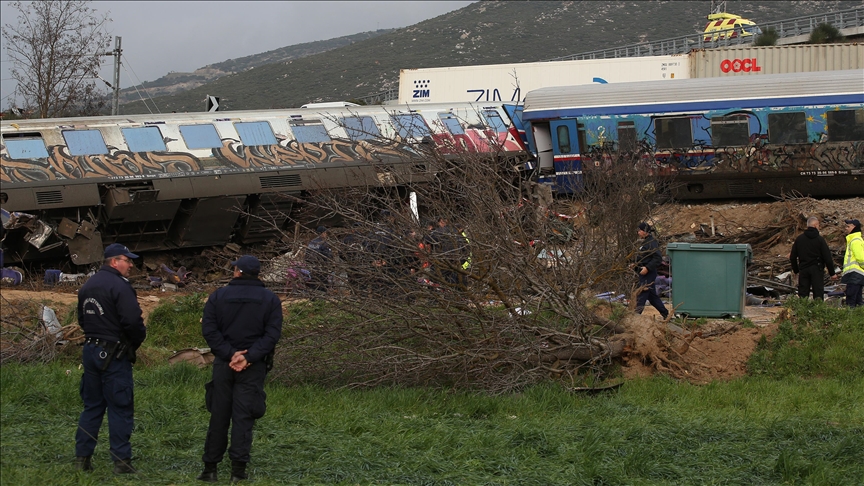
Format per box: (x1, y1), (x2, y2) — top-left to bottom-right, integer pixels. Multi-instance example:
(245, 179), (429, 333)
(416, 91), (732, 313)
(0, 103), (525, 264)
(519, 69), (864, 199)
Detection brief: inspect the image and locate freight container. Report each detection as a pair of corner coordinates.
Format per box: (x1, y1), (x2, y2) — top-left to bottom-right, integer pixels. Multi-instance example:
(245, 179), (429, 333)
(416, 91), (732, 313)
(397, 55), (690, 104)
(689, 43), (864, 77)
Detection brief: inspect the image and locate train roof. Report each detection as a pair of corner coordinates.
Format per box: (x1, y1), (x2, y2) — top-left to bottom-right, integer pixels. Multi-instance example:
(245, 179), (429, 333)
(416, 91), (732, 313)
(521, 69), (864, 120)
(0, 102), (511, 132)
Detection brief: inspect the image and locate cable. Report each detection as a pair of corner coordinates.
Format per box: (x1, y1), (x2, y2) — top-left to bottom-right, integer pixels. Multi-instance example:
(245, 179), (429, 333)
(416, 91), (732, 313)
(121, 55), (161, 115)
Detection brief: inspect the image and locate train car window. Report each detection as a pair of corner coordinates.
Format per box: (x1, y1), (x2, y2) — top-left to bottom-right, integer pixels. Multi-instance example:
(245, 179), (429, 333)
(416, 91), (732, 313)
(826, 109), (864, 142)
(556, 125), (571, 154)
(439, 114), (465, 135)
(235, 121), (278, 146)
(289, 120), (331, 143)
(768, 112), (807, 144)
(62, 130), (108, 156)
(3, 133), (49, 159)
(710, 115), (750, 146)
(179, 124), (223, 149)
(341, 116), (381, 141)
(618, 121), (636, 152)
(391, 114), (431, 140)
(654, 117), (692, 150)
(481, 110), (508, 132)
(121, 127), (166, 152)
(577, 124), (587, 155)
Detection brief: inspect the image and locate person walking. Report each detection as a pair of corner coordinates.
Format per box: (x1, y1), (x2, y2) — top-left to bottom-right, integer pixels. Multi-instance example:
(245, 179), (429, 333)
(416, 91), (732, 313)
(198, 255), (283, 483)
(75, 243), (147, 474)
(840, 219), (864, 308)
(789, 216), (836, 300)
(633, 222), (669, 319)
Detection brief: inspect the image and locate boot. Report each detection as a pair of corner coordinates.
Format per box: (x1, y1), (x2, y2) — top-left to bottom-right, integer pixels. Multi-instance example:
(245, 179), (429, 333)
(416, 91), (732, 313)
(230, 460), (247, 483)
(75, 456), (93, 472)
(196, 462), (218, 482)
(113, 458), (137, 474)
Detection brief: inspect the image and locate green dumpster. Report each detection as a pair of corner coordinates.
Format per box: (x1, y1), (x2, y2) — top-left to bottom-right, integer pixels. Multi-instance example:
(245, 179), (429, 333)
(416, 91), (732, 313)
(666, 243), (752, 318)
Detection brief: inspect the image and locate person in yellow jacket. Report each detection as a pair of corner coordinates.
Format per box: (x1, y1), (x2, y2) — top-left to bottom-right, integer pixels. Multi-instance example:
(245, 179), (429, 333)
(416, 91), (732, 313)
(840, 219), (864, 308)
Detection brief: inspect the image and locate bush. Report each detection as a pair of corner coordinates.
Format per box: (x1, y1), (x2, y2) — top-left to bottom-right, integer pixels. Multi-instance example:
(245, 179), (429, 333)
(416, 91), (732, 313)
(754, 27), (779, 46)
(809, 23), (844, 44)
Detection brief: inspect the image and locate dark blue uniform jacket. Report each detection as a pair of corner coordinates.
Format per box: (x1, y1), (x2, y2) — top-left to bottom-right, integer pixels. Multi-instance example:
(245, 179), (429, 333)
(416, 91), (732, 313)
(77, 265), (146, 348)
(202, 278), (283, 363)
(636, 234), (663, 272)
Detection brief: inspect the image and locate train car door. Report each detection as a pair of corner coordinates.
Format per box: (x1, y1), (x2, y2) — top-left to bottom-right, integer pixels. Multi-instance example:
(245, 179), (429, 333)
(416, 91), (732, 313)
(531, 122), (554, 186)
(550, 119), (581, 194)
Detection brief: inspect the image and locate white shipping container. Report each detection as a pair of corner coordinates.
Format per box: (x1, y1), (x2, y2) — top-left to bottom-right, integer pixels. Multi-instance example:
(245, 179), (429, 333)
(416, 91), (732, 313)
(689, 43), (864, 77)
(398, 55), (690, 105)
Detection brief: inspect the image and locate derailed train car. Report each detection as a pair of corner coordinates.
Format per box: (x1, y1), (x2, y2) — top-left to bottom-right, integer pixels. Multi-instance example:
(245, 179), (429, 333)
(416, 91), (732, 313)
(519, 69), (864, 199)
(0, 103), (526, 264)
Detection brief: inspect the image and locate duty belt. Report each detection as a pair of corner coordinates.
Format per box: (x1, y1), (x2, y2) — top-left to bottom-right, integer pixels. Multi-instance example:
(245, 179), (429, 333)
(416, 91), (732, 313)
(84, 337), (119, 350)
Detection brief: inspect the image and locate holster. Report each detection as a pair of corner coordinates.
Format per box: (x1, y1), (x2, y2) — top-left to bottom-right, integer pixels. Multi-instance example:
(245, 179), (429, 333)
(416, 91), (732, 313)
(99, 341), (120, 371)
(263, 351), (275, 372)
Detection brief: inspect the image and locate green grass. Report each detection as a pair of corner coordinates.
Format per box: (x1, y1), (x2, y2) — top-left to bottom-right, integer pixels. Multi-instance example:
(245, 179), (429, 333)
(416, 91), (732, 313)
(748, 298), (864, 381)
(2, 297), (863, 484)
(1, 363), (862, 485)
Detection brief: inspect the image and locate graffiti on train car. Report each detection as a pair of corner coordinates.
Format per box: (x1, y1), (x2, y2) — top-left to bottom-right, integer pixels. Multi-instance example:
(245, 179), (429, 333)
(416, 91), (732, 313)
(576, 109), (864, 177)
(1, 137), (419, 183)
(211, 137), (417, 170)
(0, 145), (203, 183)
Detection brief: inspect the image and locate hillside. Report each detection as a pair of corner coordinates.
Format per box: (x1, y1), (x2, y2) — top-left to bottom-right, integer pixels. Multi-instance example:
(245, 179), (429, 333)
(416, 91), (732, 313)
(119, 0), (861, 113)
(116, 29), (394, 104)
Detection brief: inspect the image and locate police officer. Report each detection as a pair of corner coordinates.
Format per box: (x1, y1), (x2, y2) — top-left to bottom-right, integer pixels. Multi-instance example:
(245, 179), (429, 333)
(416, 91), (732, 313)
(633, 222), (670, 319)
(75, 243), (146, 474)
(198, 255), (282, 483)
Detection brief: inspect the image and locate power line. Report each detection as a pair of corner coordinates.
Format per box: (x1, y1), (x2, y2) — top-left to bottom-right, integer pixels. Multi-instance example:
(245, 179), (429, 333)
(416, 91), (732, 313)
(121, 54), (161, 115)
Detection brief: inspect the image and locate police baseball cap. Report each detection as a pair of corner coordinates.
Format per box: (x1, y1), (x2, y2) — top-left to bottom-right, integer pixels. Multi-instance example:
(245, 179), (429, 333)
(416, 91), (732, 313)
(844, 219), (861, 227)
(104, 243), (138, 259)
(231, 255), (261, 276)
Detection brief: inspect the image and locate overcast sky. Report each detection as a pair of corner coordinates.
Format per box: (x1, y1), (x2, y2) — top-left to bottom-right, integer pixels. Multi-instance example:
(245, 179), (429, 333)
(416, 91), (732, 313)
(0, 1), (475, 110)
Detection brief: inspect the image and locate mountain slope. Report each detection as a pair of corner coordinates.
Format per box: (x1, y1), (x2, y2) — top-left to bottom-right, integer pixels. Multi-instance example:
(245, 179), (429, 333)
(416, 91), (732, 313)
(119, 0), (861, 113)
(117, 29), (393, 104)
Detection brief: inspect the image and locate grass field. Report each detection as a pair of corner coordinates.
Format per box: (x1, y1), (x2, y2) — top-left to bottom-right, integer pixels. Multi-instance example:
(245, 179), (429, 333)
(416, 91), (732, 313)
(1, 299), (862, 485)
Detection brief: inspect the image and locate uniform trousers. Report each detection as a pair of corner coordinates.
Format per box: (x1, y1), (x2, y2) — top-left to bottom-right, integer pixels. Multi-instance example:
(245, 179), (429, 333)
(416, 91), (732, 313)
(75, 342), (135, 461)
(202, 359), (268, 464)
(797, 265), (826, 300)
(636, 270), (669, 319)
(846, 284), (863, 308)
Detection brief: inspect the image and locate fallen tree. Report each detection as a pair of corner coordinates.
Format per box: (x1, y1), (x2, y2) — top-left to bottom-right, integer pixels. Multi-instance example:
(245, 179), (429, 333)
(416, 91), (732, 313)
(264, 126), (671, 393)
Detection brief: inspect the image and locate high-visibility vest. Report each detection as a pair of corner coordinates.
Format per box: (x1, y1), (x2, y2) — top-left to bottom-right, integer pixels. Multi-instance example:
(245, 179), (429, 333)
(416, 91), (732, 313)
(842, 231), (864, 278)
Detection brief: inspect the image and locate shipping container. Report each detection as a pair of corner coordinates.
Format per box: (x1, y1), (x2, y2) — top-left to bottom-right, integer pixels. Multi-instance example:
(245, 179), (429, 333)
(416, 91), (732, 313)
(398, 55), (690, 105)
(689, 43), (864, 77)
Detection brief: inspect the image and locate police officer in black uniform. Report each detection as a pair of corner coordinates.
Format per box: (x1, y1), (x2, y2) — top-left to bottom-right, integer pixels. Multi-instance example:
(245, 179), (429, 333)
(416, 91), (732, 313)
(633, 222), (670, 319)
(198, 255), (283, 483)
(75, 243), (146, 474)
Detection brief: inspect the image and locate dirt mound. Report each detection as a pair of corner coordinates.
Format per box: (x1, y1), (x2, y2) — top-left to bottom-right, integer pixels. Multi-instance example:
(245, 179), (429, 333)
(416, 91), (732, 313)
(618, 305), (781, 383)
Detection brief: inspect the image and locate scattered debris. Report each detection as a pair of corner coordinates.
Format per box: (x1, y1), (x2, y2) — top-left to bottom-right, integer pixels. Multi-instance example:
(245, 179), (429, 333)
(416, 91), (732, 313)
(168, 348), (215, 368)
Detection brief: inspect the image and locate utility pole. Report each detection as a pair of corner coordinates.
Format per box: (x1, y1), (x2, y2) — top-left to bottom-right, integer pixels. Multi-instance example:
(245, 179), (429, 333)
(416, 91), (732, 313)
(109, 36), (122, 115)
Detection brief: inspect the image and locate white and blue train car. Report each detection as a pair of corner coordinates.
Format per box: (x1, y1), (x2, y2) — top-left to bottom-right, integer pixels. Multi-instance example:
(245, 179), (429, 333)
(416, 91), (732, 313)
(0, 103), (526, 263)
(520, 69), (864, 199)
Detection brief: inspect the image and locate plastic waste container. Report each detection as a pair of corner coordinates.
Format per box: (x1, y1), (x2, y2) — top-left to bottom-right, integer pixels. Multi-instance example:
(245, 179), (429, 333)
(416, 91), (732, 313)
(666, 243), (752, 318)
